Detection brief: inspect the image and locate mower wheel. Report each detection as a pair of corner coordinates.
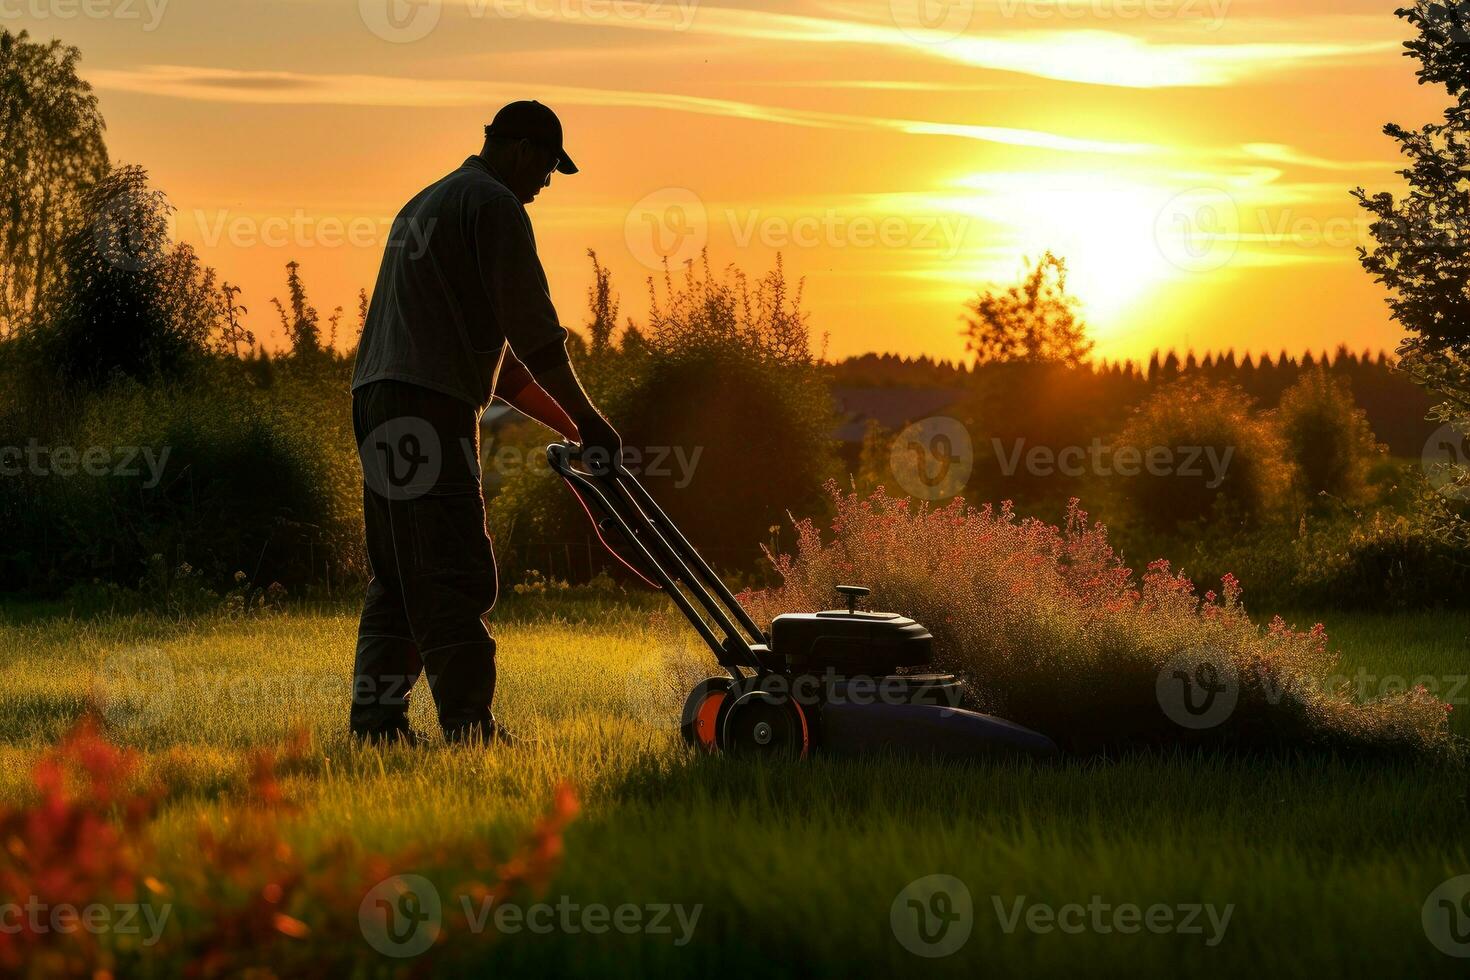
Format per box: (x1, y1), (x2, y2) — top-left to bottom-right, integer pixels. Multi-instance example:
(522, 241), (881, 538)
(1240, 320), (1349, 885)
(680, 677), (732, 751)
(721, 691), (810, 758)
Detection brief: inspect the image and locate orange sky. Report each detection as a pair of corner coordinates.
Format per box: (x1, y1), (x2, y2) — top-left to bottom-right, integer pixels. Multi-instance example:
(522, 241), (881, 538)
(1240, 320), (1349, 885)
(13, 0), (1444, 364)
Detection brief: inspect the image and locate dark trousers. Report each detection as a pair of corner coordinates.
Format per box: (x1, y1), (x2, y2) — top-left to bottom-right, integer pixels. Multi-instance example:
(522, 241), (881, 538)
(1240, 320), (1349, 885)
(350, 380), (499, 741)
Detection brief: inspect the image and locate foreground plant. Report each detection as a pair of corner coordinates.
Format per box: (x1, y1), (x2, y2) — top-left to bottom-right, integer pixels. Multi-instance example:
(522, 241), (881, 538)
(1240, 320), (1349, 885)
(0, 719), (158, 977)
(743, 486), (1454, 757)
(0, 722), (580, 976)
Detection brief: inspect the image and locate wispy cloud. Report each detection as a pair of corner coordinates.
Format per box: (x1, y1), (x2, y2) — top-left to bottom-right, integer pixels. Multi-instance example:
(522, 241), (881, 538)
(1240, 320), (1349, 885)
(90, 66), (1155, 155)
(1238, 142), (1398, 173)
(426, 1), (1400, 88)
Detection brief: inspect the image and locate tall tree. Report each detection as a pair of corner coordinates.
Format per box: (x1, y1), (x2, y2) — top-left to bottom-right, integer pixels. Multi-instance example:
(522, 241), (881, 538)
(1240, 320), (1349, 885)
(0, 30), (109, 337)
(1356, 3), (1470, 509)
(963, 252), (1093, 368)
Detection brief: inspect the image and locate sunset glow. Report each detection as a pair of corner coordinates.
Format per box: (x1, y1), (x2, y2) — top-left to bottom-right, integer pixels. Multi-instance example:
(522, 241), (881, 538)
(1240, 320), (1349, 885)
(29, 0), (1439, 363)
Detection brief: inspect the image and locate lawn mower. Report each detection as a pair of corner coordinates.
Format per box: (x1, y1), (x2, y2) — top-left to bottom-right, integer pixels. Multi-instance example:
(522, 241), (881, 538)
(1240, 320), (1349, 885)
(548, 442), (1057, 760)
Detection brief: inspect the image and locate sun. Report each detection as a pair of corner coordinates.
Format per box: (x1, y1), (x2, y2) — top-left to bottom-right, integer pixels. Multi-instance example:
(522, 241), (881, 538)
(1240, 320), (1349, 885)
(887, 170), (1191, 359)
(950, 171), (1184, 346)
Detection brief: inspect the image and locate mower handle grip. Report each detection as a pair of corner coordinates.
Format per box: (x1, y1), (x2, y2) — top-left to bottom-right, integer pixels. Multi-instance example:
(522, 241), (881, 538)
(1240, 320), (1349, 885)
(548, 440), (628, 480)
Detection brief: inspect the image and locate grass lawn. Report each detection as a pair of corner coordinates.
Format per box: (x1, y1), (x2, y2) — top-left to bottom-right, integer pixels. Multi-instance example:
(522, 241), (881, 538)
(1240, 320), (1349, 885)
(0, 600), (1466, 977)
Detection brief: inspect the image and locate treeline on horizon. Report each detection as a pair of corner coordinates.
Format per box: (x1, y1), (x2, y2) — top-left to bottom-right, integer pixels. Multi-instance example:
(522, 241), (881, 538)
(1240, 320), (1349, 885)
(832, 346), (1432, 458)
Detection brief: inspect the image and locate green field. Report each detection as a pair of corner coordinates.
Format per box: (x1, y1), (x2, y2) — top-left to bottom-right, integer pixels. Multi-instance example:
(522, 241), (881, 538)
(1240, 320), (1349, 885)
(0, 601), (1467, 977)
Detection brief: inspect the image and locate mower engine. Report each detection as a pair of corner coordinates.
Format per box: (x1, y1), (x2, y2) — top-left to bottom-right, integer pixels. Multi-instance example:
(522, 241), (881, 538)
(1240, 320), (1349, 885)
(682, 585), (1002, 757)
(770, 586), (933, 676)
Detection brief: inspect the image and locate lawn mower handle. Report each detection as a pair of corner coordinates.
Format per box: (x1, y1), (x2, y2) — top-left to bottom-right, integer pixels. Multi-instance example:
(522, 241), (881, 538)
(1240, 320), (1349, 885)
(546, 442), (770, 677)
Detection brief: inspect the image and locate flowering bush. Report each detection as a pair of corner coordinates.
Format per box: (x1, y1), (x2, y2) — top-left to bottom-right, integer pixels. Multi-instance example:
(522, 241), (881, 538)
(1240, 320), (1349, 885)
(742, 485), (1454, 756)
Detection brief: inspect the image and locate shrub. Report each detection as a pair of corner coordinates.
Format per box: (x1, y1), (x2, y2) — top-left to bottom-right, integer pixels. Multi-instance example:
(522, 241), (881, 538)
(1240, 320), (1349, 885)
(1115, 465), (1470, 613)
(1288, 510), (1470, 612)
(0, 362), (363, 598)
(610, 254), (838, 569)
(490, 253), (839, 576)
(1277, 368), (1383, 506)
(1108, 378), (1291, 532)
(742, 486), (1454, 757)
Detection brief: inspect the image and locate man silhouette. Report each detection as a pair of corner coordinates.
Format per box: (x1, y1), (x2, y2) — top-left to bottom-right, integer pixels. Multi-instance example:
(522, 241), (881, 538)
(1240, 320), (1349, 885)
(350, 100), (621, 744)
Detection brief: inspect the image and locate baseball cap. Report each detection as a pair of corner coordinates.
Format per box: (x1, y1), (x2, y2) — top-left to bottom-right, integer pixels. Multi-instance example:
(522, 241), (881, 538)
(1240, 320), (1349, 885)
(484, 100), (578, 175)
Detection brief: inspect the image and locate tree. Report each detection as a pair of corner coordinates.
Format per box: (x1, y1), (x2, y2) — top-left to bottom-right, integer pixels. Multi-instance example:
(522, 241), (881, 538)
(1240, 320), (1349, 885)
(43, 165), (215, 387)
(0, 30), (109, 336)
(1277, 368), (1383, 506)
(962, 252), (1093, 368)
(271, 260), (323, 356)
(584, 249), (618, 357)
(1355, 1), (1470, 517)
(1110, 379), (1291, 532)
